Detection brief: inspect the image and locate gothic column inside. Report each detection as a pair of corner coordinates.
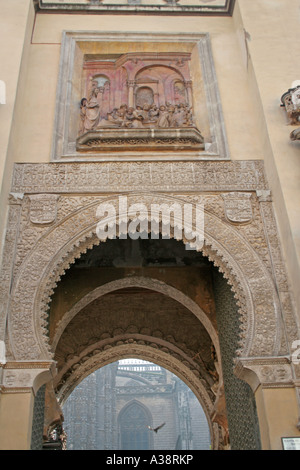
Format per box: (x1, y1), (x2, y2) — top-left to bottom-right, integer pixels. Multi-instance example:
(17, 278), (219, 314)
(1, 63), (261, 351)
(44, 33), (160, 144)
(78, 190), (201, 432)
(0, 361), (56, 450)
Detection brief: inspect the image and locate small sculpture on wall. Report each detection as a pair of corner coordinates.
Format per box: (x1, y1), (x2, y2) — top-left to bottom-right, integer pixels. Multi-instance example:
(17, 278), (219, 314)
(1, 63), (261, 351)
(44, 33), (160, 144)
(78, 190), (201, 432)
(290, 127), (300, 142)
(80, 85), (102, 133)
(281, 84), (300, 125)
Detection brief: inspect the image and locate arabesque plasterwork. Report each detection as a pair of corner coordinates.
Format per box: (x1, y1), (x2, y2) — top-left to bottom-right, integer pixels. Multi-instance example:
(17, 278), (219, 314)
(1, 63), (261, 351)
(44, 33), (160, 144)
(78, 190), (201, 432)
(0, 161), (297, 364)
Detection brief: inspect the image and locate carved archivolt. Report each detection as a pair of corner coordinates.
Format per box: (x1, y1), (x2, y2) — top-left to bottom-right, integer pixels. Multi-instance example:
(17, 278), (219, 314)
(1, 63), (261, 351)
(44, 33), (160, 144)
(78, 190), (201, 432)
(4, 192), (286, 362)
(51, 276), (220, 355)
(56, 342), (221, 450)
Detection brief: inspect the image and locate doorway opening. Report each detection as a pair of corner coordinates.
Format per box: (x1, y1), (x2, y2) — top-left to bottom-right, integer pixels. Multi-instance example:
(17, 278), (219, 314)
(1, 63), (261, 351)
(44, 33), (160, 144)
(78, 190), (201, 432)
(62, 359), (211, 450)
(39, 236), (261, 450)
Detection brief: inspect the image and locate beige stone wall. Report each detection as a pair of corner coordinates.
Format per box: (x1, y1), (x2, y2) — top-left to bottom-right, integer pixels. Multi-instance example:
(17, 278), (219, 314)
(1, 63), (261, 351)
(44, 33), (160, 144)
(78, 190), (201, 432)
(234, 0), (300, 335)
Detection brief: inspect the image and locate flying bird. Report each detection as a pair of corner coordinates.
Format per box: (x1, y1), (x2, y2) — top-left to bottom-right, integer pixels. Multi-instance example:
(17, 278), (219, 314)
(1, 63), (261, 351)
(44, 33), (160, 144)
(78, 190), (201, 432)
(147, 422), (166, 433)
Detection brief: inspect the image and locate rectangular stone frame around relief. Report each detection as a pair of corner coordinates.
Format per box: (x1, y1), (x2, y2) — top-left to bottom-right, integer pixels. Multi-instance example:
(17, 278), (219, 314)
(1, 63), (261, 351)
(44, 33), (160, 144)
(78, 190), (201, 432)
(51, 31), (230, 161)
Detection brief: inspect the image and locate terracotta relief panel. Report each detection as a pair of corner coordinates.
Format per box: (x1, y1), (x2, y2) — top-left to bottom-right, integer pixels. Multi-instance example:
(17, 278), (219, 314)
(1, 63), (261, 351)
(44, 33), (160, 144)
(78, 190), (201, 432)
(51, 32), (229, 160)
(77, 52), (205, 152)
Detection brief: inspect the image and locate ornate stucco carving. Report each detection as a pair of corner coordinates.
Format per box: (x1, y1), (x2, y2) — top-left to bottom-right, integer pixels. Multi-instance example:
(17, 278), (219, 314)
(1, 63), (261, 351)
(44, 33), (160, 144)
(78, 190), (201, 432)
(0, 160), (298, 423)
(0, 165), (294, 359)
(221, 192), (252, 225)
(10, 161), (268, 194)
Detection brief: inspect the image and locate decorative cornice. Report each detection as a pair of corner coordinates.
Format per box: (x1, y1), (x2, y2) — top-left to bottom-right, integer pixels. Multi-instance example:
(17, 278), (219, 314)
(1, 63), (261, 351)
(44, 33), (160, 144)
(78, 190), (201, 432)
(234, 356), (295, 391)
(35, 0), (236, 16)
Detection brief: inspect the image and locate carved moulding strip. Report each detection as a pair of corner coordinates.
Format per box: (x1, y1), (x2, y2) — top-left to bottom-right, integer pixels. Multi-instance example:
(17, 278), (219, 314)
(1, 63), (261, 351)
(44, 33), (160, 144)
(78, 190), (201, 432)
(51, 31), (229, 161)
(11, 161), (268, 194)
(0, 195), (23, 344)
(256, 191), (300, 351)
(54, 342), (221, 450)
(1, 360), (56, 395)
(5, 191), (284, 363)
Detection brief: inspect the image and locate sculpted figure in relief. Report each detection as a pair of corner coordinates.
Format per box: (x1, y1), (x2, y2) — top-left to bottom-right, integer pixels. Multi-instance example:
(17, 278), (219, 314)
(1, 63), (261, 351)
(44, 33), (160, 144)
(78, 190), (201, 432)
(82, 87), (101, 132)
(78, 99), (195, 135)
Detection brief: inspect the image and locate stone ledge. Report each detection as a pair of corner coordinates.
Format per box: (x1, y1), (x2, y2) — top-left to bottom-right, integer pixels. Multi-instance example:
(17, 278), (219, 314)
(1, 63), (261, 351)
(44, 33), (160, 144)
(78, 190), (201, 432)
(76, 127), (205, 152)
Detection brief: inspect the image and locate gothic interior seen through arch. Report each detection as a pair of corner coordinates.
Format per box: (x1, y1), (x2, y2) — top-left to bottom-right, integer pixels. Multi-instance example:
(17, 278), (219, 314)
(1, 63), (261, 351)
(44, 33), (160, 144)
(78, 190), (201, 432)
(62, 359), (211, 451)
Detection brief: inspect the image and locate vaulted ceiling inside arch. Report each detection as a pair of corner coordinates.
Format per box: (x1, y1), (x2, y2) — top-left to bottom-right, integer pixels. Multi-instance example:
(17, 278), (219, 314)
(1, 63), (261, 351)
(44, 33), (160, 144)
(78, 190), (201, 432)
(49, 238), (220, 394)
